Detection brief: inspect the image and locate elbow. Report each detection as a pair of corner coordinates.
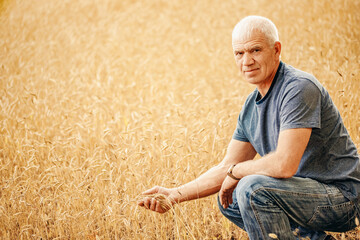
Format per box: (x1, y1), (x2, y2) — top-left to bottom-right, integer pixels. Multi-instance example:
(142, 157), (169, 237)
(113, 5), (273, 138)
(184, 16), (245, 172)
(277, 155), (300, 179)
(279, 168), (297, 179)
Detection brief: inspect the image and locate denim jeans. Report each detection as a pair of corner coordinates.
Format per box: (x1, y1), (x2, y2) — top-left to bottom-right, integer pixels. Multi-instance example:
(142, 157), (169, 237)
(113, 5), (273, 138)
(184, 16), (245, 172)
(218, 175), (359, 240)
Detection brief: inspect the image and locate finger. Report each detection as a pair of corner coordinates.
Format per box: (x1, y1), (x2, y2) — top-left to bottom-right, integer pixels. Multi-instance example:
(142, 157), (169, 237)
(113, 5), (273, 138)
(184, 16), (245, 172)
(150, 198), (157, 211)
(229, 194), (233, 205)
(155, 200), (163, 213)
(144, 197), (151, 209)
(219, 190), (224, 206)
(137, 200), (144, 206)
(219, 190), (228, 209)
(221, 192), (229, 209)
(223, 197), (228, 209)
(156, 200), (167, 214)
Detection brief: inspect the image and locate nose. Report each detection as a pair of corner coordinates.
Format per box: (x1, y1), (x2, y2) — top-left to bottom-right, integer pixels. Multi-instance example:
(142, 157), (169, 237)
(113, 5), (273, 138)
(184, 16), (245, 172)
(243, 52), (254, 66)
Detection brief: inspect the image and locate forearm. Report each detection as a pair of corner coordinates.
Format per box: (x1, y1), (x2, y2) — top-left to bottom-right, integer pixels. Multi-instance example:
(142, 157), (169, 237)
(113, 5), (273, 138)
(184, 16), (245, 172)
(171, 164), (228, 203)
(167, 141), (255, 203)
(232, 152), (292, 179)
(139, 140), (257, 213)
(231, 129), (311, 179)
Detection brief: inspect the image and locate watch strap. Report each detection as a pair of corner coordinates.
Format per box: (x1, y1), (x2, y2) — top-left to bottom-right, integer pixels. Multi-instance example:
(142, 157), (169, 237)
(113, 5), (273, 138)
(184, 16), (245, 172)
(227, 164), (241, 181)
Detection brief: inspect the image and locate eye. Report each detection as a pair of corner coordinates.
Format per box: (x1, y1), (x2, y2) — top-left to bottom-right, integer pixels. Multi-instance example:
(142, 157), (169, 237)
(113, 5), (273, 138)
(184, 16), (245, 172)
(235, 51), (243, 56)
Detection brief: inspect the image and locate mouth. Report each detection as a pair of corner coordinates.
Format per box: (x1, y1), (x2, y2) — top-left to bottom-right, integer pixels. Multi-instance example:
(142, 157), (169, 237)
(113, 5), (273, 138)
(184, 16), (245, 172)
(244, 68), (259, 73)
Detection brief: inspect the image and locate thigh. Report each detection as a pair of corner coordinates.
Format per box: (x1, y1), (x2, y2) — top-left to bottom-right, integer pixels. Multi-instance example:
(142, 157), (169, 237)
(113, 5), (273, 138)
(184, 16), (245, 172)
(236, 175), (358, 232)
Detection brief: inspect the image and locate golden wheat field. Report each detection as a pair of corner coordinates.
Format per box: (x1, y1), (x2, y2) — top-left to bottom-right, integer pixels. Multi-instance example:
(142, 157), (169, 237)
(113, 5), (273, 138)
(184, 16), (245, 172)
(0, 0), (359, 239)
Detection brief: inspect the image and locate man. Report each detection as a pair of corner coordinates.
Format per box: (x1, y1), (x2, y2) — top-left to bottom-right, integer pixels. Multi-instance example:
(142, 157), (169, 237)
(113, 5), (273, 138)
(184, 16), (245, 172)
(138, 16), (360, 240)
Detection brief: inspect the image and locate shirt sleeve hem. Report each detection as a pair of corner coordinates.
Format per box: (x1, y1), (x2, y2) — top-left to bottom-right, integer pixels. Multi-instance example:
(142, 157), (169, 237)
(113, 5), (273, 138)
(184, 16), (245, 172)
(232, 135), (250, 142)
(280, 122), (320, 131)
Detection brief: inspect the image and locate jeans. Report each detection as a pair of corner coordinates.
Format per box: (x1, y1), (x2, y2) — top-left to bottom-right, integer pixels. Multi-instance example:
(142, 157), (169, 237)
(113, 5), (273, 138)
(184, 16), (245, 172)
(218, 175), (359, 240)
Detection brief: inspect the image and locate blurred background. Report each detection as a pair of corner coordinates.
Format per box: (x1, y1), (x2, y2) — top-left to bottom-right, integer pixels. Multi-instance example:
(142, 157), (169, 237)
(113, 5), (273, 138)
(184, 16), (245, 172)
(0, 0), (359, 239)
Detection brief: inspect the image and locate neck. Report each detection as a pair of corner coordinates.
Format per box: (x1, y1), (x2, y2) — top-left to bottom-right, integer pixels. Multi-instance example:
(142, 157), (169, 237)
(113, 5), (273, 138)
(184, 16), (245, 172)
(257, 61), (280, 98)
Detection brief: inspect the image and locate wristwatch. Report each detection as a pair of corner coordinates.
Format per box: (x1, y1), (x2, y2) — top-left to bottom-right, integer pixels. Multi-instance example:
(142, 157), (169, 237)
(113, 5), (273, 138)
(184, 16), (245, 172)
(227, 164), (241, 181)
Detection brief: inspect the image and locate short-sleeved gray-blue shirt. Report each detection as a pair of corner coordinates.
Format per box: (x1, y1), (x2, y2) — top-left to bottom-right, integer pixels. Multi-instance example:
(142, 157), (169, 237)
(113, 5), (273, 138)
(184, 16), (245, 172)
(233, 61), (360, 200)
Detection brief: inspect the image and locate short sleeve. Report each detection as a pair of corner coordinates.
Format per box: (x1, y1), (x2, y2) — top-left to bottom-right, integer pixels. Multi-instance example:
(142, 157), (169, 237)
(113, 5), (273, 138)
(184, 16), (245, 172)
(232, 111), (250, 142)
(280, 79), (321, 131)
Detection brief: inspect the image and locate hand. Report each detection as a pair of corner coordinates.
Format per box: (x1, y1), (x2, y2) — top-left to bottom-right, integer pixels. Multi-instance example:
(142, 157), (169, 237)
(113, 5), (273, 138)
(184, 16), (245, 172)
(137, 186), (177, 214)
(219, 176), (239, 209)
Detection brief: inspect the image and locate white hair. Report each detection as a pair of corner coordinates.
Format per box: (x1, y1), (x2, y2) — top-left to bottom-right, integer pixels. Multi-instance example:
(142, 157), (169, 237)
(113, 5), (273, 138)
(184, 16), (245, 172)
(232, 16), (279, 46)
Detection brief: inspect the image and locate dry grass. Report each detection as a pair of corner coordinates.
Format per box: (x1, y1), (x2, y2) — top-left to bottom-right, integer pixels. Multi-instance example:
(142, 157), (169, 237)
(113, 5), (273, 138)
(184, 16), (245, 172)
(0, 0), (359, 239)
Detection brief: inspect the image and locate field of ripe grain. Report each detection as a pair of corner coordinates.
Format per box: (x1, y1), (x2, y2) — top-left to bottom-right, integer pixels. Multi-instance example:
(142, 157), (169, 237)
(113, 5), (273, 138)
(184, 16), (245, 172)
(0, 0), (359, 239)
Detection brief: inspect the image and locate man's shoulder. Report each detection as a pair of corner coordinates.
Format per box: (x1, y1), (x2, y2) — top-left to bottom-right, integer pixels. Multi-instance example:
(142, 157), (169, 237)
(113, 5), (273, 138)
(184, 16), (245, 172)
(281, 63), (323, 91)
(282, 63), (315, 82)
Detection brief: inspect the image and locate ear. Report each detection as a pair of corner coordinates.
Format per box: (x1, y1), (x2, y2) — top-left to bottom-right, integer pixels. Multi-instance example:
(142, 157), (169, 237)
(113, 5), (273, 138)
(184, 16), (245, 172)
(274, 41), (281, 58)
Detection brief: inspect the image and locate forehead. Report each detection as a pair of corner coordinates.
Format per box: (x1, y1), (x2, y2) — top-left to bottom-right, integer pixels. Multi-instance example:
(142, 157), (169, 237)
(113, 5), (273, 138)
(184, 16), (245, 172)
(232, 31), (270, 51)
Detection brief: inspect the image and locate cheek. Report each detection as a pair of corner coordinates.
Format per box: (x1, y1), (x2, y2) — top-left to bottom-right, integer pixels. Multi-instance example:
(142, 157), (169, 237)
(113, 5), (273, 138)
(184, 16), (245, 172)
(236, 60), (243, 68)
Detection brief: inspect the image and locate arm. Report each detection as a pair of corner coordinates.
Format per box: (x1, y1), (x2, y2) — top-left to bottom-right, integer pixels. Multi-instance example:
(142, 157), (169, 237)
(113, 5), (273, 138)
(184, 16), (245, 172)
(219, 128), (312, 208)
(138, 139), (257, 213)
(232, 128), (312, 178)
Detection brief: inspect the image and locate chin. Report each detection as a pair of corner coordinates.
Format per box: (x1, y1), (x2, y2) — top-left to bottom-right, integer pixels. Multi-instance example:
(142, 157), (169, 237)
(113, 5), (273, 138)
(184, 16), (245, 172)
(244, 77), (261, 85)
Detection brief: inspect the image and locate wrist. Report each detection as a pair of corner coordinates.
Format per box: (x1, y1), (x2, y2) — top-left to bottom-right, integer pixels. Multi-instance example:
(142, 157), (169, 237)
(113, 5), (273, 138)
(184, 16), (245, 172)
(227, 164), (241, 181)
(169, 187), (184, 204)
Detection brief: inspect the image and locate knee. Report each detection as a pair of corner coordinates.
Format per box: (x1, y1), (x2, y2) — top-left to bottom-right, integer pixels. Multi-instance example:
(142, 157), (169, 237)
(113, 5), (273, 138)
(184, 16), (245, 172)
(236, 175), (270, 193)
(235, 175), (273, 203)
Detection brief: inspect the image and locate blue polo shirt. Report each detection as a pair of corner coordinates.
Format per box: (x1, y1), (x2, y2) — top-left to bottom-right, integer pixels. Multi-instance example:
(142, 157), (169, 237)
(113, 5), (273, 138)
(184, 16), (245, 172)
(233, 61), (360, 200)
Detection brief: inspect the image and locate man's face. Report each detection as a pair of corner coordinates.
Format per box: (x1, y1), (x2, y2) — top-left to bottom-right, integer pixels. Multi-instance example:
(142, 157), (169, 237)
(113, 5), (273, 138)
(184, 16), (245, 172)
(232, 31), (281, 86)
